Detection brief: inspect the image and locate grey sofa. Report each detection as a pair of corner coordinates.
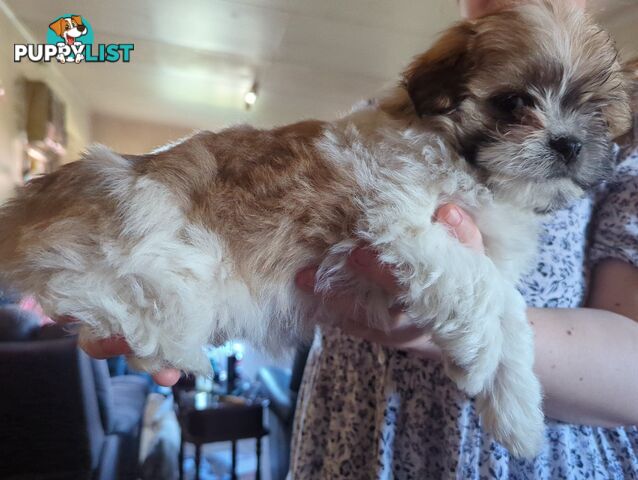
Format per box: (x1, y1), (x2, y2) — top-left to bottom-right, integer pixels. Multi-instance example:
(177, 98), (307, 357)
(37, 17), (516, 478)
(0, 306), (150, 480)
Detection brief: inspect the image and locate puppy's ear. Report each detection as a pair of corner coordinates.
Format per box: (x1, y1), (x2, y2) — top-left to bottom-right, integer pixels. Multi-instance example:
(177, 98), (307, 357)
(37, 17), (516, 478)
(49, 18), (66, 37)
(625, 58), (638, 127)
(610, 57), (638, 140)
(71, 15), (83, 26)
(403, 23), (475, 116)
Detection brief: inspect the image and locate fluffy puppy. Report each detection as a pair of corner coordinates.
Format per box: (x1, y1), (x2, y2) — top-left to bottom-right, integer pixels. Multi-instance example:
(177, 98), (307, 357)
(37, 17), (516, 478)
(0, 0), (629, 458)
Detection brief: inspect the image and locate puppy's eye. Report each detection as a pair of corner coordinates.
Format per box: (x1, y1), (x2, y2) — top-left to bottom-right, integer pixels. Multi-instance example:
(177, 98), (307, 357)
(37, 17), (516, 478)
(491, 93), (534, 114)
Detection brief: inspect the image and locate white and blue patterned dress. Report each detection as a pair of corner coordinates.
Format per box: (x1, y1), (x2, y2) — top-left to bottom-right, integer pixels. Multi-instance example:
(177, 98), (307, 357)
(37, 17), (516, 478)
(290, 148), (638, 479)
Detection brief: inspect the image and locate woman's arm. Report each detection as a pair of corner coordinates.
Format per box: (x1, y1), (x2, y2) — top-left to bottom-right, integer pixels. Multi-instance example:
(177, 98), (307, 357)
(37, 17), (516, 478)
(535, 259), (638, 426)
(531, 306), (638, 426)
(589, 259), (638, 320)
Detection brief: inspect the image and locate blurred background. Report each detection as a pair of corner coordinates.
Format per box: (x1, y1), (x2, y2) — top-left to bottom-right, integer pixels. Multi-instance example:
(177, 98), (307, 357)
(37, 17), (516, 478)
(0, 1), (636, 479)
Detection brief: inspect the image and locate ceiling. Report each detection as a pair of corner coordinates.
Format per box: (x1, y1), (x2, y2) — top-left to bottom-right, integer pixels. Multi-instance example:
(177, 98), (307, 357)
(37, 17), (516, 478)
(5, 0), (638, 130)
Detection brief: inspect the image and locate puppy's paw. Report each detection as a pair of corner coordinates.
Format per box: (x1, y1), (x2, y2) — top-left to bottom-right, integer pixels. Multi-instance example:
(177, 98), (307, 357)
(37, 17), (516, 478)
(482, 398), (544, 459)
(443, 342), (501, 397)
(444, 360), (491, 397)
(75, 53), (84, 63)
(478, 372), (544, 459)
(56, 54), (66, 64)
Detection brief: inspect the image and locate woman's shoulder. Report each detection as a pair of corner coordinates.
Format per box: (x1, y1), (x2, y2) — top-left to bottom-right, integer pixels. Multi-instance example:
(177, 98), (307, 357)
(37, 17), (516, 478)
(610, 145), (638, 185)
(590, 146), (638, 268)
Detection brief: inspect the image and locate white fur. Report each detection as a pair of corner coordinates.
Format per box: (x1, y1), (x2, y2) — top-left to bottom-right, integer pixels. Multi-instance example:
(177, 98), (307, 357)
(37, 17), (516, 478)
(315, 106), (544, 457)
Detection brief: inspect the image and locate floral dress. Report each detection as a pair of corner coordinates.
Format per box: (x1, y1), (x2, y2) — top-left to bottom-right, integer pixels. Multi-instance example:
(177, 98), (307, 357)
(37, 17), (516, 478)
(289, 148), (638, 480)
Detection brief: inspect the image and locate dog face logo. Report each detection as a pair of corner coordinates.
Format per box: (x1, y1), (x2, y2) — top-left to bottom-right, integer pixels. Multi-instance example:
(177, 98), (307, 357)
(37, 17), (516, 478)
(47, 14), (91, 63)
(49, 16), (87, 46)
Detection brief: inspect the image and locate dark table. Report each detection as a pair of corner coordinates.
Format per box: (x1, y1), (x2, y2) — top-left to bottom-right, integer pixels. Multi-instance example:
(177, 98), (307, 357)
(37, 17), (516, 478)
(175, 390), (269, 480)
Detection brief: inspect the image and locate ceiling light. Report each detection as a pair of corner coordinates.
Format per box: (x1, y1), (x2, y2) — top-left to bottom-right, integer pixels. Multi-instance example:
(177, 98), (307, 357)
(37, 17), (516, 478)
(244, 81), (258, 110)
(244, 91), (257, 105)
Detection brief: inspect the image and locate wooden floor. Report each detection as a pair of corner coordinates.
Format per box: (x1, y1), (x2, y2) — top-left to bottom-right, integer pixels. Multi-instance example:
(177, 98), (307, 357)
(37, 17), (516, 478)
(181, 437), (272, 480)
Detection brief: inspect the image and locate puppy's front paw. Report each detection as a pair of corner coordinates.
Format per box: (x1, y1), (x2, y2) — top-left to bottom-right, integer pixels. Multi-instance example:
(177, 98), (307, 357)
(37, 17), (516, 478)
(75, 53), (84, 63)
(56, 54), (66, 64)
(482, 395), (544, 459)
(443, 343), (500, 397)
(440, 319), (503, 397)
(478, 368), (545, 458)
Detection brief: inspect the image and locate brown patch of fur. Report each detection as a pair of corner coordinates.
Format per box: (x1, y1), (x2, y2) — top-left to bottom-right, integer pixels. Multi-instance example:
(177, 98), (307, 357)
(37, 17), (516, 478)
(0, 161), (119, 279)
(133, 121), (359, 284)
(403, 23), (476, 116)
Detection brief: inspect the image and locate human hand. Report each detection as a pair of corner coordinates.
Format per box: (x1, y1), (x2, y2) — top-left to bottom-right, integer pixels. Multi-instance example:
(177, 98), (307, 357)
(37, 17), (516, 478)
(57, 317), (181, 386)
(294, 204), (485, 357)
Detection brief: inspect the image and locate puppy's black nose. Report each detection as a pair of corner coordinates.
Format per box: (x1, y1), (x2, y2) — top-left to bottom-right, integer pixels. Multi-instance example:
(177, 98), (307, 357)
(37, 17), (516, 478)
(550, 136), (582, 163)
(78, 25), (86, 32)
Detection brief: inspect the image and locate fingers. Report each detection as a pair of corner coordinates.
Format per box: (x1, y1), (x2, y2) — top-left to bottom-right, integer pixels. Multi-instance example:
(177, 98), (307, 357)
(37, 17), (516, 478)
(296, 204), (483, 299)
(79, 336), (181, 386)
(298, 249), (400, 302)
(152, 368), (181, 387)
(295, 252), (400, 299)
(339, 316), (421, 345)
(78, 336), (132, 359)
(295, 267), (318, 294)
(338, 318), (442, 361)
(61, 317), (181, 386)
(296, 266), (372, 322)
(347, 247), (401, 296)
(435, 204), (485, 253)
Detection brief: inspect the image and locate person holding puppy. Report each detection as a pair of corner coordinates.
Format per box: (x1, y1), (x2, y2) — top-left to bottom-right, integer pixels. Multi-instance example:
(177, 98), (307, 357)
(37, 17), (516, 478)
(288, 0), (638, 478)
(80, 0), (638, 477)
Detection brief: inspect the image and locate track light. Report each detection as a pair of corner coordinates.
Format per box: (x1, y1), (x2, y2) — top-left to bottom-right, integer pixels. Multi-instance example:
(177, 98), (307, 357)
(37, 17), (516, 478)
(244, 81), (258, 110)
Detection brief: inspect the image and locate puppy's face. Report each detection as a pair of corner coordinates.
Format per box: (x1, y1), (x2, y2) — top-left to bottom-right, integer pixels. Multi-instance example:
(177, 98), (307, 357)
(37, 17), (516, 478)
(404, 0), (631, 211)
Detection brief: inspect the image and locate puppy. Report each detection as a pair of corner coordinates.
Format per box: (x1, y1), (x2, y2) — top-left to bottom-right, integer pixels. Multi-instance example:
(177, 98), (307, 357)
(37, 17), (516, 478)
(0, 0), (629, 458)
(49, 15), (87, 63)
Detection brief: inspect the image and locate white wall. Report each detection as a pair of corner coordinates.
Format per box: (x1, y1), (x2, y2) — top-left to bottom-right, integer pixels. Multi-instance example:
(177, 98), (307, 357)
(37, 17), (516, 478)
(0, 5), (91, 202)
(92, 113), (195, 155)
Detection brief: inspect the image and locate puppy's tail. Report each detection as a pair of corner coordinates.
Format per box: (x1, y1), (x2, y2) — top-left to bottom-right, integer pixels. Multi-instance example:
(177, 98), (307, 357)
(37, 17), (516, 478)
(476, 291), (545, 459)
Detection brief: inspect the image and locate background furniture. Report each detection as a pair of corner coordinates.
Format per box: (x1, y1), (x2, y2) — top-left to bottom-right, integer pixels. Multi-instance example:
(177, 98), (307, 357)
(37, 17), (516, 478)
(257, 344), (311, 480)
(0, 306), (150, 480)
(174, 387), (269, 480)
